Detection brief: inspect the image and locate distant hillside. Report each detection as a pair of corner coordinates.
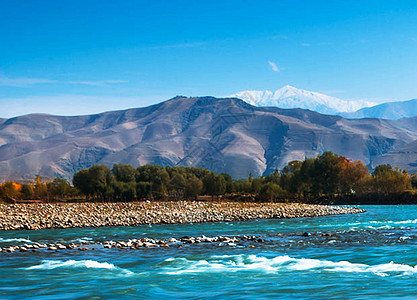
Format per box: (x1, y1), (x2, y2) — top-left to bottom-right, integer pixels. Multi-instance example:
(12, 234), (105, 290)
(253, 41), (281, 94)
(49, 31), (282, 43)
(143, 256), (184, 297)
(372, 139), (417, 171)
(341, 99), (417, 120)
(1, 96), (417, 182)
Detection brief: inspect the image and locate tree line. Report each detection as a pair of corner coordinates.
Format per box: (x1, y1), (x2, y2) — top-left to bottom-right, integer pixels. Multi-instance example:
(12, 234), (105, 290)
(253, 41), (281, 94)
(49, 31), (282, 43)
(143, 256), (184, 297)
(1, 151), (417, 203)
(0, 176), (79, 201)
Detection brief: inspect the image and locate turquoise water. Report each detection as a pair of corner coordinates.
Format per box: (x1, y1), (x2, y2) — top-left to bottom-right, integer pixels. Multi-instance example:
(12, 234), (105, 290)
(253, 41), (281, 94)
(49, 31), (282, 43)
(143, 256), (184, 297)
(2, 206), (417, 299)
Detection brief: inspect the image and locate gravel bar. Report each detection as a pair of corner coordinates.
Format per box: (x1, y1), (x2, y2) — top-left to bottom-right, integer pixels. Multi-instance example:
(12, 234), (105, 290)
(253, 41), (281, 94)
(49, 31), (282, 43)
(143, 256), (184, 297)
(0, 201), (365, 230)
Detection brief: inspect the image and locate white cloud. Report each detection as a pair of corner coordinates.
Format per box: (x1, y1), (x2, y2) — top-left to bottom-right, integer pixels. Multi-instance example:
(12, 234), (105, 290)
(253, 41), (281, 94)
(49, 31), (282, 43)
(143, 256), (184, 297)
(0, 94), (163, 118)
(0, 75), (128, 87)
(270, 35), (288, 40)
(0, 76), (56, 87)
(268, 61), (280, 72)
(66, 80), (128, 86)
(301, 43), (310, 47)
(149, 42), (206, 49)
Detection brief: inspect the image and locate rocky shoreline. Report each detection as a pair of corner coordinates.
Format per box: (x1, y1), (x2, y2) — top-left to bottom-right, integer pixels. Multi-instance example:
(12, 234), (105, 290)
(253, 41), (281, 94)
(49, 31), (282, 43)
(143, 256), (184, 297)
(0, 201), (364, 231)
(0, 235), (260, 253)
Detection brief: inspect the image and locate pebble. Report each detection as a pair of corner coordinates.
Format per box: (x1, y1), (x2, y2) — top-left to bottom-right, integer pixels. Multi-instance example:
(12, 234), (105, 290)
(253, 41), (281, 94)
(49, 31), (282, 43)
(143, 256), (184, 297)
(1, 234), (264, 254)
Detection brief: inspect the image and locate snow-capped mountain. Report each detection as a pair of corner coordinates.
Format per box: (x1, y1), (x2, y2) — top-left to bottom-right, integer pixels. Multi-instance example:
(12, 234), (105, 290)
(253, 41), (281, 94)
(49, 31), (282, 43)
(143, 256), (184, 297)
(232, 85), (376, 115)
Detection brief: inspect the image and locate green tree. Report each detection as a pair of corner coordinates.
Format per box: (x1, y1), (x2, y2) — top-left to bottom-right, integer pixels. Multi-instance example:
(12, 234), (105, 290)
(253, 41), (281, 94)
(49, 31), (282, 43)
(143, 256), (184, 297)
(47, 178), (73, 199)
(373, 164), (393, 176)
(411, 173), (417, 190)
(251, 177), (264, 195)
(137, 165), (170, 198)
(189, 167), (210, 179)
(203, 172), (226, 200)
(185, 175), (203, 199)
(310, 152), (341, 195)
(372, 165), (411, 195)
(220, 173), (234, 193)
(73, 165), (112, 200)
(240, 179), (252, 194)
(112, 164), (137, 183)
(280, 161), (304, 194)
(20, 183), (34, 199)
(259, 182), (285, 201)
(33, 176), (48, 199)
(112, 180), (137, 201)
(136, 181), (152, 198)
(266, 169), (281, 185)
(88, 165), (112, 200)
(73, 169), (93, 198)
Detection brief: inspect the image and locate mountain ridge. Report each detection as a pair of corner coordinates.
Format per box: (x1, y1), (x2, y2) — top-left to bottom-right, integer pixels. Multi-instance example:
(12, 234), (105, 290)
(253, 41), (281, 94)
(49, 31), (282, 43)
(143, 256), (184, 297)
(2, 96), (417, 182)
(340, 98), (417, 120)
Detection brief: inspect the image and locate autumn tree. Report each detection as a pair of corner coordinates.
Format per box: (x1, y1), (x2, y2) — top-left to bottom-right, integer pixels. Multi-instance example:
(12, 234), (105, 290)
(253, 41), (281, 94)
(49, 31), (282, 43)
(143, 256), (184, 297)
(0, 182), (21, 201)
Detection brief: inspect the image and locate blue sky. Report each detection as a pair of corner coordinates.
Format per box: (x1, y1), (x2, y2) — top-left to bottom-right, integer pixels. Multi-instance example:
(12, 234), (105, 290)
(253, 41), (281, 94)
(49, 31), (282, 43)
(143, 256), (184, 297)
(1, 0), (417, 118)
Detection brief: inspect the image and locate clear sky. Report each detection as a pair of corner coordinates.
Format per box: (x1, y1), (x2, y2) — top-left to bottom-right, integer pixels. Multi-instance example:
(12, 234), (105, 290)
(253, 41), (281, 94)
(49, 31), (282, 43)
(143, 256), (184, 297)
(1, 0), (417, 118)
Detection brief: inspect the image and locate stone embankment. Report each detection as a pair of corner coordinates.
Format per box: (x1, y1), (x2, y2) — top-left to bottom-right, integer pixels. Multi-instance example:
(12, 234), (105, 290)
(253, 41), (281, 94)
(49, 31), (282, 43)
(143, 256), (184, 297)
(0, 201), (364, 231)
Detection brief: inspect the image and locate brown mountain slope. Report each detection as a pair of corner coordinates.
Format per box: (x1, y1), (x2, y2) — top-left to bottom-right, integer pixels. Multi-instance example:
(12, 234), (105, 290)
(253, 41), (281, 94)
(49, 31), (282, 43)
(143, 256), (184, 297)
(1, 96), (417, 181)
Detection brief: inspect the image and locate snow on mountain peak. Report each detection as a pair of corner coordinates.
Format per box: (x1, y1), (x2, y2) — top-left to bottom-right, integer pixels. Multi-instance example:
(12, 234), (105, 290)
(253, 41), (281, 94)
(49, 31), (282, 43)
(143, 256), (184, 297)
(232, 86), (376, 115)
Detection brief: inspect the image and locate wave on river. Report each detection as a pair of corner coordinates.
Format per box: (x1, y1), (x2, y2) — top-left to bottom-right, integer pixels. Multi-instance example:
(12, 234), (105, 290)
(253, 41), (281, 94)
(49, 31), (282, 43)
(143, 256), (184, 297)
(162, 254), (417, 277)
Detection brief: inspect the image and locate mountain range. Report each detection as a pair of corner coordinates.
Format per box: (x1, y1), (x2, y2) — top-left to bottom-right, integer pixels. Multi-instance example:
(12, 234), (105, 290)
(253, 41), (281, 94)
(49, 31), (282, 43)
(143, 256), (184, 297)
(233, 86), (417, 120)
(340, 98), (417, 120)
(2, 96), (417, 182)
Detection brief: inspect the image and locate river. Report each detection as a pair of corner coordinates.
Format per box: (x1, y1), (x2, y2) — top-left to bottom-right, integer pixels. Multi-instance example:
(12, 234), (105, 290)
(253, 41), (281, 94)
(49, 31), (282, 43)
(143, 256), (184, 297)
(1, 205), (417, 299)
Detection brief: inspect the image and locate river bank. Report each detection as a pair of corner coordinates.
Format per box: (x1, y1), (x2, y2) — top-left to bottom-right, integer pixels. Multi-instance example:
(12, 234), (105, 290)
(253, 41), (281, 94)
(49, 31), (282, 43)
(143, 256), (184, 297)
(0, 201), (364, 230)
